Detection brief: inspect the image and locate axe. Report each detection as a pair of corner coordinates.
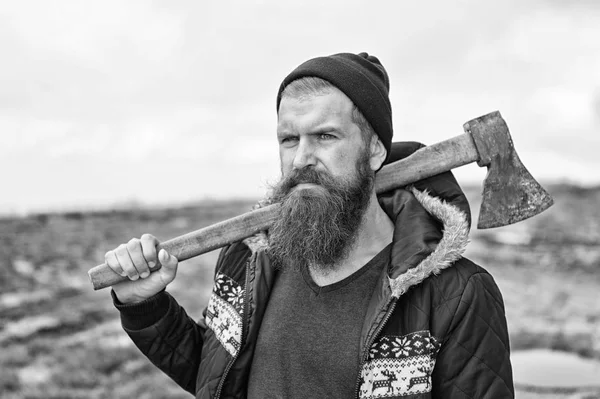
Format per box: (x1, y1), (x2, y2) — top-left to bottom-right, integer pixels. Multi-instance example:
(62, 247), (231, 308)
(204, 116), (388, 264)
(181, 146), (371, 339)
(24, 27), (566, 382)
(88, 111), (553, 290)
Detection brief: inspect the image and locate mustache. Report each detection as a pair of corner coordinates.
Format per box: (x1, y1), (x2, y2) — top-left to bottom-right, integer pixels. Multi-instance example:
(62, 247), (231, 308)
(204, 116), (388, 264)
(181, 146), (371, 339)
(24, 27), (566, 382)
(272, 168), (336, 199)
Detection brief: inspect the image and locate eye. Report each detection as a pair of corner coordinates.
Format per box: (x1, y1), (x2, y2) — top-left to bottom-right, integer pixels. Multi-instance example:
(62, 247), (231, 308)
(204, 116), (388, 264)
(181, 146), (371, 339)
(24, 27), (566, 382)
(279, 135), (298, 145)
(318, 133), (335, 140)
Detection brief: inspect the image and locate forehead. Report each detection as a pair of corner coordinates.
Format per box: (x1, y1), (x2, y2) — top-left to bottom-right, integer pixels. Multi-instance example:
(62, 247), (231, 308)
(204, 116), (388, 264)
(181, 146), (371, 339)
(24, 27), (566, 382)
(277, 88), (355, 134)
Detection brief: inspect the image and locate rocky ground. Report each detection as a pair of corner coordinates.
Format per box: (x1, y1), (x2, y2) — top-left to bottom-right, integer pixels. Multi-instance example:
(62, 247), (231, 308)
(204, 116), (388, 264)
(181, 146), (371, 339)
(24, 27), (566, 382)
(0, 185), (598, 398)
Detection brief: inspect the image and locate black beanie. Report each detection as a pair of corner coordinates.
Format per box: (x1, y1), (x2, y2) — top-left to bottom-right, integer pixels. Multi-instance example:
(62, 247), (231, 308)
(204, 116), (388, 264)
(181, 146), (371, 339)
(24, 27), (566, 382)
(276, 52), (393, 159)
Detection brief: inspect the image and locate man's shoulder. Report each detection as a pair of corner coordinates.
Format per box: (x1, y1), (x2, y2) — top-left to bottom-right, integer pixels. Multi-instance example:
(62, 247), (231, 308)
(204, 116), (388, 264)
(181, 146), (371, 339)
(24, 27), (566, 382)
(422, 256), (501, 306)
(214, 240), (254, 280)
(399, 257), (507, 342)
(439, 256), (491, 284)
(220, 240), (253, 260)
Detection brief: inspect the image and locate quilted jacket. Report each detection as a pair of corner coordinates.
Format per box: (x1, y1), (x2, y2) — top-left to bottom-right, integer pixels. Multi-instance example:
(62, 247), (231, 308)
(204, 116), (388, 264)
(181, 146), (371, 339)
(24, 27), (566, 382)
(116, 143), (514, 398)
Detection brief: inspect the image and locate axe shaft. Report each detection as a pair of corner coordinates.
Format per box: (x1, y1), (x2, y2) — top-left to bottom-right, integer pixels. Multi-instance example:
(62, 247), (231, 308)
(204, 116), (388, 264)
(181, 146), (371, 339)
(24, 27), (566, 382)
(375, 133), (478, 193)
(89, 132), (479, 290)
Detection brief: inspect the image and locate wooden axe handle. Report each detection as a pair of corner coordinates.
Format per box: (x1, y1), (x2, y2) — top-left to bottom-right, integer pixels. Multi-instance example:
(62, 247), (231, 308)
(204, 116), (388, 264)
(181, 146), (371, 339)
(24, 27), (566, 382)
(375, 133), (478, 193)
(89, 132), (479, 290)
(89, 204), (280, 290)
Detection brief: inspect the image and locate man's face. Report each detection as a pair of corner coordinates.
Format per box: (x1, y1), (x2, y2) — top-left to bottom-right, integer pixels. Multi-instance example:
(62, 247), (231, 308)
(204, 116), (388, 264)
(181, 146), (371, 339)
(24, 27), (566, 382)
(268, 88), (377, 272)
(277, 87), (374, 186)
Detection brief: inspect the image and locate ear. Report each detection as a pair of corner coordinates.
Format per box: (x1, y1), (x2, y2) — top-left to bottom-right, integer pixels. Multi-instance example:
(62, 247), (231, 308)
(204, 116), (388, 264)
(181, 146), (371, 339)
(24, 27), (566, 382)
(368, 136), (387, 171)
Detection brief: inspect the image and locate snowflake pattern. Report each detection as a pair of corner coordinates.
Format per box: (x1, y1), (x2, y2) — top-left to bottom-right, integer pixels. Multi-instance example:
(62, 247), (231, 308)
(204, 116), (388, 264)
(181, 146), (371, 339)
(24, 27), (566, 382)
(391, 336), (411, 358)
(206, 273), (245, 357)
(213, 273), (245, 313)
(369, 331), (440, 360)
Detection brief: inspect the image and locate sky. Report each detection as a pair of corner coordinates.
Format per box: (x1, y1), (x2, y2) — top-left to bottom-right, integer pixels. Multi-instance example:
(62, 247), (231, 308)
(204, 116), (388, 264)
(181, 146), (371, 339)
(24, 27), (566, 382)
(1, 0), (599, 215)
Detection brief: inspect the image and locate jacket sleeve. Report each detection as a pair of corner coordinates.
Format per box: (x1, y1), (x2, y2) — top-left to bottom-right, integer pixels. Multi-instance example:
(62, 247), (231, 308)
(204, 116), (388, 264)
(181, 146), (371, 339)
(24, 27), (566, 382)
(114, 290), (207, 394)
(432, 272), (514, 398)
(113, 245), (233, 394)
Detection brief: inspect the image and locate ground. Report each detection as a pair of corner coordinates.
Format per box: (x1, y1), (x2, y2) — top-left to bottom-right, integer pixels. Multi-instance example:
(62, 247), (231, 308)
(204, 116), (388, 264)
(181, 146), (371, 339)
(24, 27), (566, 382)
(0, 185), (599, 398)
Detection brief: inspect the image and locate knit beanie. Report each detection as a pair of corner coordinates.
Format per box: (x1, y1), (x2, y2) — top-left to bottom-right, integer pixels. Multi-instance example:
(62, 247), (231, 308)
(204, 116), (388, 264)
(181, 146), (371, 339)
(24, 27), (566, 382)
(276, 52), (393, 160)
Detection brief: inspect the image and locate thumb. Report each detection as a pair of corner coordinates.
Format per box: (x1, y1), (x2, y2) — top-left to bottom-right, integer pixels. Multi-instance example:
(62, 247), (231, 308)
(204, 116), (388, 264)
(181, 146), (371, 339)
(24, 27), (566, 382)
(157, 249), (178, 281)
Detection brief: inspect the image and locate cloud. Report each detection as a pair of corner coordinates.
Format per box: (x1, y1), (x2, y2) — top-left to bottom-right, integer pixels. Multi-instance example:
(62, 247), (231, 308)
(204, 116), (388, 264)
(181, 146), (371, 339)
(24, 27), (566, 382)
(1, 0), (599, 213)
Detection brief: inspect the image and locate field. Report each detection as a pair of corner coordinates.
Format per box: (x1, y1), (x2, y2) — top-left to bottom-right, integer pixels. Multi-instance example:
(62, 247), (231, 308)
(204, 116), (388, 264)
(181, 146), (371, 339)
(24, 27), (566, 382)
(1, 185), (599, 398)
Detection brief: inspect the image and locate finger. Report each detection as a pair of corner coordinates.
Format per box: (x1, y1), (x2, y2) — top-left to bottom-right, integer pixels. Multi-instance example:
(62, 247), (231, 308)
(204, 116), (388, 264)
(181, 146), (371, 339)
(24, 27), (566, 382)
(157, 249), (178, 282)
(105, 250), (126, 277)
(140, 234), (159, 271)
(158, 249), (178, 269)
(115, 243), (139, 280)
(127, 238), (150, 278)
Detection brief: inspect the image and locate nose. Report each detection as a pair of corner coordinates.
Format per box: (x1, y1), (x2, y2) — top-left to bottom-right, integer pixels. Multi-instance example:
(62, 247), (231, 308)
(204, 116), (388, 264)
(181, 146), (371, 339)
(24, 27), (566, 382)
(292, 138), (317, 170)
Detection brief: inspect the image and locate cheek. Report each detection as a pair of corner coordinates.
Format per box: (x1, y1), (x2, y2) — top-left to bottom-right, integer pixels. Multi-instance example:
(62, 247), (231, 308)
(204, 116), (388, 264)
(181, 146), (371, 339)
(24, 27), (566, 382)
(327, 145), (368, 179)
(328, 148), (352, 172)
(279, 149), (294, 174)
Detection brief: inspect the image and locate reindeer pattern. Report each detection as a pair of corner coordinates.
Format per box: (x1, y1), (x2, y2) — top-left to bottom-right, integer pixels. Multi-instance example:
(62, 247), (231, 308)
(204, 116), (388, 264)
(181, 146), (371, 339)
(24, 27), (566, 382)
(372, 370), (397, 394)
(205, 273), (245, 357)
(216, 318), (231, 336)
(407, 367), (431, 391)
(358, 331), (439, 398)
(360, 361), (434, 398)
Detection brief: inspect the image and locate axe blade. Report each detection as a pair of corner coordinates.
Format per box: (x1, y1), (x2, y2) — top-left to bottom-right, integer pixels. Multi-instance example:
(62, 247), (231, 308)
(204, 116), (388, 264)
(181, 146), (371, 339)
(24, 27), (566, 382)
(464, 111), (554, 229)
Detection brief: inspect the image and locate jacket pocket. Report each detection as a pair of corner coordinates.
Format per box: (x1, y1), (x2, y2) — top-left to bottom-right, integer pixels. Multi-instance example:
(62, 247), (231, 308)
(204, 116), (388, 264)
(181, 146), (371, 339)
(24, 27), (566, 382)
(358, 330), (441, 398)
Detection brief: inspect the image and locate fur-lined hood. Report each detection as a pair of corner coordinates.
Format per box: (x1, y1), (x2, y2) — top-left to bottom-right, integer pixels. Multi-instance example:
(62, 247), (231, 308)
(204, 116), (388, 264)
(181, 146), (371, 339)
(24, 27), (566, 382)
(383, 188), (470, 298)
(243, 187), (470, 298)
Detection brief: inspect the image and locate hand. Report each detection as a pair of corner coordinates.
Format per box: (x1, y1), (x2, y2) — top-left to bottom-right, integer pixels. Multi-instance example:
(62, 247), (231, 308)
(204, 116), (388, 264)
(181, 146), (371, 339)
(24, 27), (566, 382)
(105, 234), (179, 304)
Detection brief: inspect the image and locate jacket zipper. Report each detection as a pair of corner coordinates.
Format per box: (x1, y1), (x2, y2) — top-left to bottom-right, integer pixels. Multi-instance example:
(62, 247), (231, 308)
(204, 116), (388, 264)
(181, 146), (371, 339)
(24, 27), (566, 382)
(353, 298), (398, 399)
(214, 257), (253, 399)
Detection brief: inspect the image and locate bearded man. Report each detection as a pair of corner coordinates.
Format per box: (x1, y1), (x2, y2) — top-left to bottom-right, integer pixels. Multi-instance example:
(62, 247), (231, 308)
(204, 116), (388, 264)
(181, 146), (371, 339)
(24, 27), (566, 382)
(107, 52), (514, 398)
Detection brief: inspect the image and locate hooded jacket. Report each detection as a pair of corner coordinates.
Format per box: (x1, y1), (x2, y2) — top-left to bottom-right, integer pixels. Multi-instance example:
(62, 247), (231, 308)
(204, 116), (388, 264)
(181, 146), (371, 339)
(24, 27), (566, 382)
(115, 142), (514, 398)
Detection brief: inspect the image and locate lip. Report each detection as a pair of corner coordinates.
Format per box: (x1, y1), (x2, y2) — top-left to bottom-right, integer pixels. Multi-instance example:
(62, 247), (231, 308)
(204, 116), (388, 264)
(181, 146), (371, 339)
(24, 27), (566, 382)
(291, 183), (324, 193)
(294, 183), (319, 190)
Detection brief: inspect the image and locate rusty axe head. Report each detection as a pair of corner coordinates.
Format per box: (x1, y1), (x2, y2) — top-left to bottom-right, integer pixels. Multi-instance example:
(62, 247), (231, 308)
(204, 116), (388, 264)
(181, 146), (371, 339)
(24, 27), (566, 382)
(463, 111), (554, 229)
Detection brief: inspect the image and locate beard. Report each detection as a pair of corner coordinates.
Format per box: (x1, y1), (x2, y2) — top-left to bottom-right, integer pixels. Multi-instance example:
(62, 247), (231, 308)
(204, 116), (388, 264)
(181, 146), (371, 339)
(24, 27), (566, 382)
(268, 149), (375, 274)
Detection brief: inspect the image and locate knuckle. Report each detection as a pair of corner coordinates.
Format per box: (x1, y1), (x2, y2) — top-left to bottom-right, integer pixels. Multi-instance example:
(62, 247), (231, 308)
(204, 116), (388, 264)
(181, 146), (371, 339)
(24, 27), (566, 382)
(141, 233), (155, 241)
(106, 258), (119, 270)
(142, 243), (155, 256)
(126, 238), (139, 250)
(141, 241), (157, 258)
(116, 243), (127, 254)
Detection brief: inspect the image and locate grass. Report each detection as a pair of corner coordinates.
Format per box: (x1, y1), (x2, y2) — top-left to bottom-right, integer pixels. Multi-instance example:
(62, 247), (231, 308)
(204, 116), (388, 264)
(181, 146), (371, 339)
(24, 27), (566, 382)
(0, 199), (253, 398)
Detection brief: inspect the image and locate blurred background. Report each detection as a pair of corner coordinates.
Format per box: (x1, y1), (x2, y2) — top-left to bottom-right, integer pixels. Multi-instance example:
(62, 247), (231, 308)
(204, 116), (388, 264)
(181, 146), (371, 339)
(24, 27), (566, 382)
(1, 0), (599, 397)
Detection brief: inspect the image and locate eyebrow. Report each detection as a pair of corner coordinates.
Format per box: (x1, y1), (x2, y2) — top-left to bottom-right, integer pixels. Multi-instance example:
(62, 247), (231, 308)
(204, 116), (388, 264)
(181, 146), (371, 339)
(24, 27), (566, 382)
(277, 131), (297, 140)
(310, 126), (343, 135)
(277, 125), (344, 137)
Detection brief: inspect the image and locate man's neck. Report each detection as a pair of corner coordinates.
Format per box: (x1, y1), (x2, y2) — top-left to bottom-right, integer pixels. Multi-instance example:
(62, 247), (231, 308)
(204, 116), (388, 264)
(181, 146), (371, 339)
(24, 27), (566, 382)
(309, 192), (394, 286)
